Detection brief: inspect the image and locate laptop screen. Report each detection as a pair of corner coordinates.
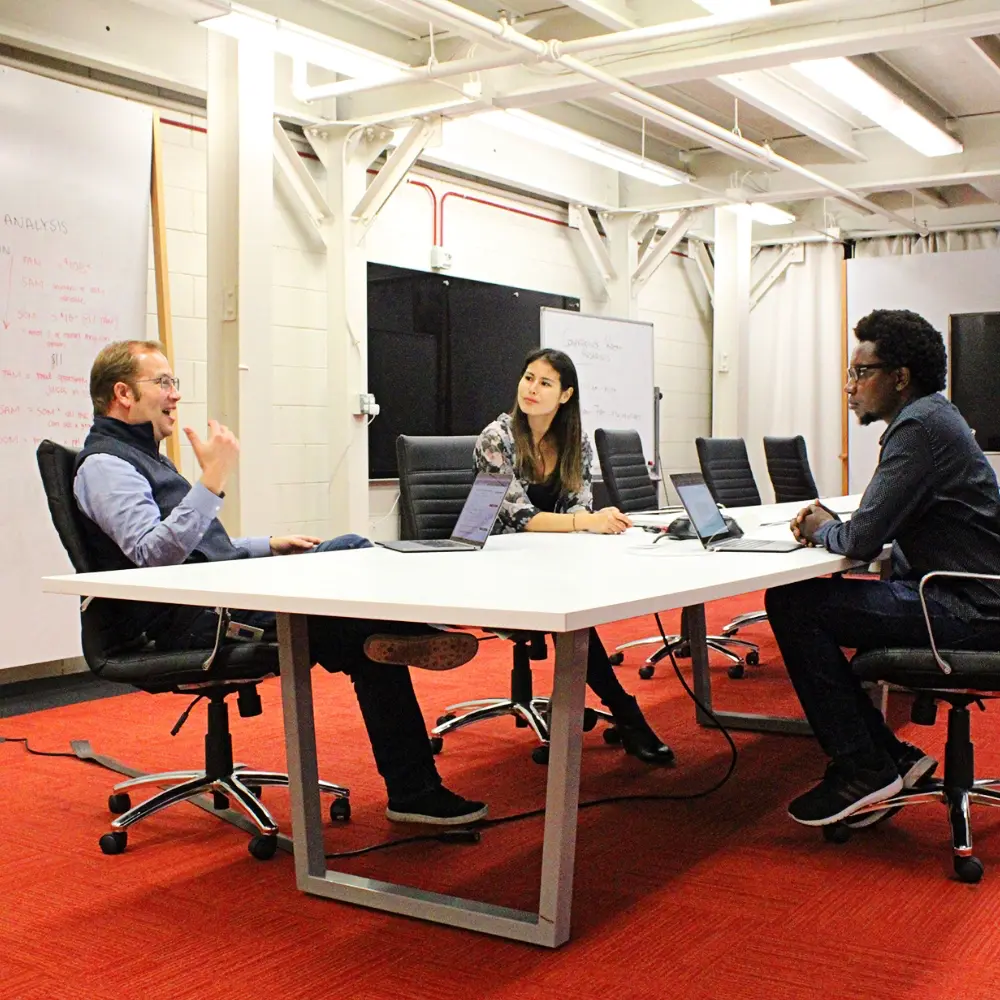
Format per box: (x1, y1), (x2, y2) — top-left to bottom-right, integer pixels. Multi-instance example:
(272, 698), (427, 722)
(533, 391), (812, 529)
(670, 473), (729, 540)
(452, 473), (513, 546)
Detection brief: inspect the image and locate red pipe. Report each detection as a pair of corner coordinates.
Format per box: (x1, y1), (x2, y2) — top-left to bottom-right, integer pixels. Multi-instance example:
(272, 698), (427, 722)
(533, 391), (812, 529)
(439, 191), (567, 246)
(406, 181), (439, 247)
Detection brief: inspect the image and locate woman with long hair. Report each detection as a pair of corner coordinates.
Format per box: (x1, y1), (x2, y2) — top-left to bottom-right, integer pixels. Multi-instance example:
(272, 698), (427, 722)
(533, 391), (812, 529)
(474, 347), (673, 765)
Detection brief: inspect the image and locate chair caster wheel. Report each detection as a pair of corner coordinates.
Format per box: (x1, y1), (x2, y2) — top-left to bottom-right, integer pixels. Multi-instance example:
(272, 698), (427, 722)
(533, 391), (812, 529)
(429, 736), (444, 755)
(436, 713), (456, 727)
(822, 823), (852, 844)
(531, 745), (550, 765)
(99, 831), (127, 855)
(329, 797), (351, 823)
(727, 663), (746, 680)
(745, 650), (760, 667)
(248, 834), (278, 861)
(638, 665), (655, 680)
(582, 708), (599, 732)
(609, 652), (624, 666)
(602, 726), (622, 745)
(108, 792), (131, 814)
(955, 856), (984, 883)
(246, 785), (263, 800)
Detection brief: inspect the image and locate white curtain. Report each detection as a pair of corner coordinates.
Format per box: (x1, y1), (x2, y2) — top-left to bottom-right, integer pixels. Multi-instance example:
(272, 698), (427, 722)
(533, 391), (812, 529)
(854, 228), (1000, 257)
(742, 242), (845, 501)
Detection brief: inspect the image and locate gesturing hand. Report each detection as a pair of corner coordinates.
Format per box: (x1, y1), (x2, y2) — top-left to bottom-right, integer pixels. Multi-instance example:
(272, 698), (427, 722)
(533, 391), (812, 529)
(184, 419), (240, 496)
(269, 535), (322, 555)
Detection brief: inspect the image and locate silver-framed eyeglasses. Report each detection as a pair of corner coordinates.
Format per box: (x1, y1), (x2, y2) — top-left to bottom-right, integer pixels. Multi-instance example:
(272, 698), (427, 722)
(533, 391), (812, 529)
(136, 375), (181, 391)
(846, 363), (893, 384)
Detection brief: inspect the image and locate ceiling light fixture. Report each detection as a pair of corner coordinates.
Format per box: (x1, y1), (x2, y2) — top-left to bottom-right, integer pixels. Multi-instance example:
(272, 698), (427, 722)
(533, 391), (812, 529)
(199, 3), (405, 81)
(476, 109), (688, 187)
(744, 203), (796, 226)
(791, 58), (962, 158)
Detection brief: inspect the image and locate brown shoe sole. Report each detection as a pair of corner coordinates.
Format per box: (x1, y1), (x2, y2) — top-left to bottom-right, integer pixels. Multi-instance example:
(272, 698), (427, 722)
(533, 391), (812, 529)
(363, 632), (478, 671)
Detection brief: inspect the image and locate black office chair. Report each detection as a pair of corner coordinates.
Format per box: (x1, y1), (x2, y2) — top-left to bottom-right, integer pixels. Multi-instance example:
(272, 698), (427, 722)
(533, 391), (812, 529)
(36, 440), (350, 860)
(695, 436), (768, 674)
(823, 571), (1000, 884)
(595, 429), (756, 679)
(763, 435), (820, 503)
(396, 434), (614, 763)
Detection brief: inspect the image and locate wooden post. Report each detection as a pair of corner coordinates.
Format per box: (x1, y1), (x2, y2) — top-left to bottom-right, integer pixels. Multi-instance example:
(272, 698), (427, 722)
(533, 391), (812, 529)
(840, 256), (849, 495)
(150, 115), (181, 468)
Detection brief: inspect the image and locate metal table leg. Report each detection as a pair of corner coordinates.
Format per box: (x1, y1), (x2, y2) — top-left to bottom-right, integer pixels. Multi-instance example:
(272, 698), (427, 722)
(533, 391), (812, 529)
(278, 614), (591, 947)
(686, 603), (813, 737)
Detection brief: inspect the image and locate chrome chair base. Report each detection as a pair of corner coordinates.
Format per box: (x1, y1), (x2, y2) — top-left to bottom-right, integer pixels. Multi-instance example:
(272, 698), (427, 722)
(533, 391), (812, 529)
(615, 631), (759, 678)
(432, 696), (614, 746)
(109, 765), (350, 836)
(721, 610), (769, 637)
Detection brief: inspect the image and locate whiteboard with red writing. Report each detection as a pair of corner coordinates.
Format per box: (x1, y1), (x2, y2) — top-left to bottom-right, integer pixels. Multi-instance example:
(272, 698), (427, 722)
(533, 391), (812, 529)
(0, 66), (151, 671)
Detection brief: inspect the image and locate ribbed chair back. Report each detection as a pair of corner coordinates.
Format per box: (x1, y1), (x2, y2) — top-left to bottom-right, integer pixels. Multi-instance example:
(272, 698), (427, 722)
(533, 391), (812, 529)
(396, 435), (478, 540)
(594, 429), (657, 513)
(695, 437), (762, 507)
(763, 435), (819, 503)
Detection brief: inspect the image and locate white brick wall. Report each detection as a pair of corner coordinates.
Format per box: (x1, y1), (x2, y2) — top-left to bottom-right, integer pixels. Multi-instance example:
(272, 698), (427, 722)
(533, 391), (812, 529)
(147, 116), (712, 541)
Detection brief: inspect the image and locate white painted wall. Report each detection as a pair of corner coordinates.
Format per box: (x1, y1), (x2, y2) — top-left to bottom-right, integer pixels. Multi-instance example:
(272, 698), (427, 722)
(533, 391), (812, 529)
(845, 248), (1000, 492)
(146, 115), (713, 544)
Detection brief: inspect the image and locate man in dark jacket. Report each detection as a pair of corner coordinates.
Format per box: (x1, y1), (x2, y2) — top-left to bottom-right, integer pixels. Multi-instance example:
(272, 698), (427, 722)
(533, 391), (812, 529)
(767, 310), (1000, 828)
(74, 339), (486, 826)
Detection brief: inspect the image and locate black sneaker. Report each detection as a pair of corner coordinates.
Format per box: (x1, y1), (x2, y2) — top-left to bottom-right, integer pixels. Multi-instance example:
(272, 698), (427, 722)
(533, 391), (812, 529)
(844, 742), (937, 829)
(788, 757), (903, 827)
(386, 786), (488, 826)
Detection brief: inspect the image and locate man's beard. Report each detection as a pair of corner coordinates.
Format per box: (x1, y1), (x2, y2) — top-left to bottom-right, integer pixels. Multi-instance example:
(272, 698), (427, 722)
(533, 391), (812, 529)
(859, 411), (876, 426)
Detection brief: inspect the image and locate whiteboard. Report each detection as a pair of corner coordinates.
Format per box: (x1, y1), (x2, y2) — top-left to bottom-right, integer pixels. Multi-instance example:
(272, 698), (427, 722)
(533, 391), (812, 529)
(0, 67), (152, 670)
(540, 308), (656, 466)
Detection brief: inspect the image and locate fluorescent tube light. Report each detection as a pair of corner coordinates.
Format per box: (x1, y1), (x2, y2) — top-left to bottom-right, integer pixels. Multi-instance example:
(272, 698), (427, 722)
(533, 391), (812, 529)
(745, 203), (796, 226)
(199, 4), (405, 81)
(792, 58), (962, 157)
(475, 109), (687, 187)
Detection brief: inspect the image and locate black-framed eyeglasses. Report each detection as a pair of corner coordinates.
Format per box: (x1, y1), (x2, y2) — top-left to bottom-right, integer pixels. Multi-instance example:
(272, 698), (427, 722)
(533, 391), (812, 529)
(136, 375), (181, 391)
(846, 363), (893, 384)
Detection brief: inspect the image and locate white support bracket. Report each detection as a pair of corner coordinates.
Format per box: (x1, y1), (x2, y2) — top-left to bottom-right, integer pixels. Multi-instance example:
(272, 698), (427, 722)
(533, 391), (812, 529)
(272, 118), (333, 235)
(691, 240), (714, 306)
(351, 117), (440, 236)
(750, 243), (805, 311)
(569, 203), (617, 294)
(631, 208), (698, 294)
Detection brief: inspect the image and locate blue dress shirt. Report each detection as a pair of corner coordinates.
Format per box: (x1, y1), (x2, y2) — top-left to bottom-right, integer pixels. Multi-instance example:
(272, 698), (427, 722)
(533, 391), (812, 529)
(73, 452), (271, 568)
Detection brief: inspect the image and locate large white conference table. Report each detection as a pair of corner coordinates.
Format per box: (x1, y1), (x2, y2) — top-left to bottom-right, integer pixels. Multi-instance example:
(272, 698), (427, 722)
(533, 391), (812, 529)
(43, 497), (865, 948)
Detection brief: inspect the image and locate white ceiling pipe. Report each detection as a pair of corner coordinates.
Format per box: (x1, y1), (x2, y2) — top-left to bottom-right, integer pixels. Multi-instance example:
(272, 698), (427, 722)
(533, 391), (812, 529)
(293, 0), (878, 105)
(394, 0), (928, 234)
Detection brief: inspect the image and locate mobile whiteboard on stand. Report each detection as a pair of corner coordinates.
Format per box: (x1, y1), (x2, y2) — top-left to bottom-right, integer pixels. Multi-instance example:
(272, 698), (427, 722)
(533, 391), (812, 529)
(540, 308), (658, 475)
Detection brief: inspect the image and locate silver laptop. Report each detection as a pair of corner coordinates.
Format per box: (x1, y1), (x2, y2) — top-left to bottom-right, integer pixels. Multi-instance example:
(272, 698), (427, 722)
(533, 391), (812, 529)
(379, 473), (513, 553)
(670, 473), (802, 553)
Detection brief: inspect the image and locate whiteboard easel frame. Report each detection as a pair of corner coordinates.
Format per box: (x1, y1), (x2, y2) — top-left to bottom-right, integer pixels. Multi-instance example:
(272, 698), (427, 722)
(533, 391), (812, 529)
(150, 115), (181, 469)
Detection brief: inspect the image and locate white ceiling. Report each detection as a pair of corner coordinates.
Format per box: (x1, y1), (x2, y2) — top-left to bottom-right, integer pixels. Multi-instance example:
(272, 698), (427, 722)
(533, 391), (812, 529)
(5, 0), (1000, 239)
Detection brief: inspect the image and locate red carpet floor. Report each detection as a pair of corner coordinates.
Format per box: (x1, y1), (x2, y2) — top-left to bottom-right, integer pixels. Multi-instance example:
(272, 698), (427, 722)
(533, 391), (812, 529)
(4, 593), (1000, 1000)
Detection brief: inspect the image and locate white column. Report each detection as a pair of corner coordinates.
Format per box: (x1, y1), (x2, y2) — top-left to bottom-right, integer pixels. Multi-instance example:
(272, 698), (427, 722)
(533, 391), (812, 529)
(712, 206), (752, 437)
(206, 33), (274, 536)
(600, 213), (639, 320)
(307, 125), (384, 535)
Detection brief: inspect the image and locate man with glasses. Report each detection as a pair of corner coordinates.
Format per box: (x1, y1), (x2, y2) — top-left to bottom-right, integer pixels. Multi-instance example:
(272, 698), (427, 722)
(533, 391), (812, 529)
(71, 340), (488, 826)
(766, 310), (1000, 828)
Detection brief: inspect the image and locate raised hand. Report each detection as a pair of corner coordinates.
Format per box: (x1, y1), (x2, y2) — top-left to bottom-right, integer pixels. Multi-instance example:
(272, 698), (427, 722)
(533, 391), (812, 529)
(269, 535), (322, 555)
(184, 419), (240, 496)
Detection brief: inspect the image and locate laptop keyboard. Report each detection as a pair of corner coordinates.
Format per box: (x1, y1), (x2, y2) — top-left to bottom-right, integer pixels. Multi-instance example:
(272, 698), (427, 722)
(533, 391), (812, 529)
(421, 539), (466, 547)
(715, 537), (791, 552)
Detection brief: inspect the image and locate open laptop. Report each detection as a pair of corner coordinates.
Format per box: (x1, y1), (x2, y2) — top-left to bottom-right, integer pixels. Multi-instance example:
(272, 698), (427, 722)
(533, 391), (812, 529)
(378, 473), (513, 553)
(669, 473), (803, 552)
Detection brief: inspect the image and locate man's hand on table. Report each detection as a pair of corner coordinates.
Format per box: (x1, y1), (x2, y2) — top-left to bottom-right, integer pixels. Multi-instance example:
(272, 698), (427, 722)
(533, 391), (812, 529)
(269, 535), (322, 555)
(791, 503), (835, 547)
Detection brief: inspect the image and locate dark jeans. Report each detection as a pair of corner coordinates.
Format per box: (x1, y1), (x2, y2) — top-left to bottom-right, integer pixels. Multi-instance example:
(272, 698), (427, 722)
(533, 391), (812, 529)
(764, 576), (974, 762)
(154, 534), (443, 802)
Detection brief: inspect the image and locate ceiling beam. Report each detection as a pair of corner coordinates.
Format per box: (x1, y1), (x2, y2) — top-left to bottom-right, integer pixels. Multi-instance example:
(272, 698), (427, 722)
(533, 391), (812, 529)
(561, 1), (638, 31)
(491, 0), (1000, 109)
(966, 34), (1000, 82)
(712, 69), (866, 162)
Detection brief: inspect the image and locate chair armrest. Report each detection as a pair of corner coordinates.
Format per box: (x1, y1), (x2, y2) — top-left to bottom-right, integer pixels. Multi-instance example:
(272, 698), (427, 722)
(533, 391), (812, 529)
(917, 571), (1000, 676)
(202, 607), (231, 671)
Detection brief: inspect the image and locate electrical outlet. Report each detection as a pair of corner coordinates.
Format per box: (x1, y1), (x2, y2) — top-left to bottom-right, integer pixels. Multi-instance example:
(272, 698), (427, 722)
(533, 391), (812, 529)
(358, 392), (380, 416)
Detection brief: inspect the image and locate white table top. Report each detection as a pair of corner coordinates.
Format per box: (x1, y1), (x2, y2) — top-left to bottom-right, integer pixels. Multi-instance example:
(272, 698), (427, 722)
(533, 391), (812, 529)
(42, 498), (863, 633)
